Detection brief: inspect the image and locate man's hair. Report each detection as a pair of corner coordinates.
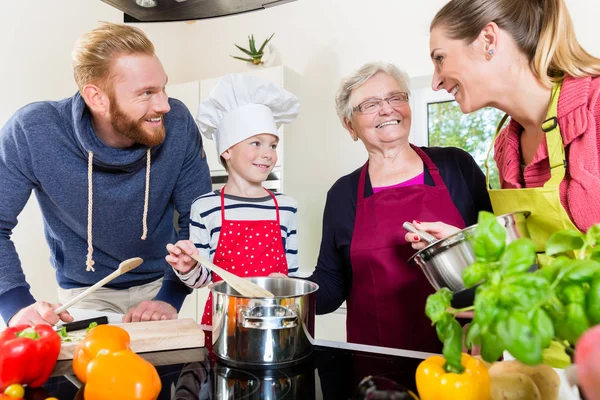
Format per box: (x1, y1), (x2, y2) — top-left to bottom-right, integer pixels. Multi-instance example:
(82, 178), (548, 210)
(72, 22), (155, 93)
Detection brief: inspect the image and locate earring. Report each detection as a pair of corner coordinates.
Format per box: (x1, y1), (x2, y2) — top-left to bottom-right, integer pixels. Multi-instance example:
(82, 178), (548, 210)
(486, 48), (495, 60)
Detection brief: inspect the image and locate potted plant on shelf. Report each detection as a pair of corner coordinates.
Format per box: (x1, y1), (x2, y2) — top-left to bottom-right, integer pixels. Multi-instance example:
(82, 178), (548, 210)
(230, 33), (275, 67)
(419, 211), (600, 400)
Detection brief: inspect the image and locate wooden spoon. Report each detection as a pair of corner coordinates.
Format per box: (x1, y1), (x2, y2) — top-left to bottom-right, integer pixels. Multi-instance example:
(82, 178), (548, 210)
(177, 247), (275, 298)
(55, 257), (144, 314)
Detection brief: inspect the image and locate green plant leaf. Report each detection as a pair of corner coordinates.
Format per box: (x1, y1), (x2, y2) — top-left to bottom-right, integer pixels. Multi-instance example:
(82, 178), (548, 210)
(586, 224), (600, 246)
(532, 308), (554, 348)
(473, 211), (506, 262)
(561, 259), (600, 283)
(504, 310), (543, 365)
(462, 261), (488, 288)
(257, 32), (275, 54)
(235, 44), (256, 57)
(465, 321), (482, 349)
(500, 238), (537, 276)
(481, 332), (504, 363)
(442, 318), (465, 373)
(435, 313), (452, 342)
(231, 55), (255, 62)
(536, 257), (567, 282)
(546, 230), (585, 257)
(425, 288), (453, 323)
(474, 285), (499, 326)
(248, 34), (257, 53)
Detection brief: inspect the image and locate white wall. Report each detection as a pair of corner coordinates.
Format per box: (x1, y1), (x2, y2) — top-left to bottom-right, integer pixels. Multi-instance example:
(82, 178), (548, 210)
(2, 0), (600, 310)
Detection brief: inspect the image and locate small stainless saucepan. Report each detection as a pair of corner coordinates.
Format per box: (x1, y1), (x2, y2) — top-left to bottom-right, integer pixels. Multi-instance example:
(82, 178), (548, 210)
(407, 211), (531, 293)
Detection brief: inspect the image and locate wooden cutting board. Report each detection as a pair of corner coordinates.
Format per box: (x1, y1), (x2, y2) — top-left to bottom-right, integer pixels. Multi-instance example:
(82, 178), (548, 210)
(58, 318), (205, 360)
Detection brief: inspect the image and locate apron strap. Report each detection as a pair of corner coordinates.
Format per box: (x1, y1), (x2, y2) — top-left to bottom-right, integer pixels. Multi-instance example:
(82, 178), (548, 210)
(220, 185), (281, 224)
(410, 144), (445, 187)
(357, 145), (446, 203)
(485, 83), (567, 189)
(357, 162), (369, 204)
(543, 84), (568, 187)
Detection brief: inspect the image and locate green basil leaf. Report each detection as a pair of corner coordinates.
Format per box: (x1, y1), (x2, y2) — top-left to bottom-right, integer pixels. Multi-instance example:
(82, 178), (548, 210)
(536, 257), (568, 282)
(500, 238), (537, 276)
(564, 303), (590, 345)
(500, 274), (551, 309)
(505, 311), (543, 365)
(481, 332), (504, 363)
(465, 321), (482, 349)
(587, 278), (600, 325)
(462, 262), (488, 288)
(473, 211), (506, 262)
(442, 318), (465, 374)
(590, 246), (600, 262)
(495, 317), (513, 351)
(562, 284), (586, 304)
(543, 296), (566, 321)
(425, 288), (453, 323)
(532, 308), (554, 348)
(546, 230), (585, 257)
(586, 224), (600, 247)
(435, 313), (452, 342)
(474, 286), (499, 326)
(562, 260), (600, 283)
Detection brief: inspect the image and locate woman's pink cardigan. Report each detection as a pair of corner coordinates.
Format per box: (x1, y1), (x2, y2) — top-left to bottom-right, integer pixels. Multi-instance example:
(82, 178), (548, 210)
(494, 75), (600, 232)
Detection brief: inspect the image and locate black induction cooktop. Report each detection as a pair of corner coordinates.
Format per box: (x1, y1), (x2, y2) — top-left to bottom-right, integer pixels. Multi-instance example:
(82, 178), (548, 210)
(41, 343), (423, 400)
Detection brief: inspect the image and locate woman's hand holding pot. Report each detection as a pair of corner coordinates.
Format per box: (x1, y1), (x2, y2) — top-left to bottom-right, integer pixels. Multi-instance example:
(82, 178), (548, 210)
(405, 221), (462, 250)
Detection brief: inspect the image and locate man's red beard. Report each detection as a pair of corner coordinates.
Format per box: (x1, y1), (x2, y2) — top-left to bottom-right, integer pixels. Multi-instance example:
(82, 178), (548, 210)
(109, 94), (166, 147)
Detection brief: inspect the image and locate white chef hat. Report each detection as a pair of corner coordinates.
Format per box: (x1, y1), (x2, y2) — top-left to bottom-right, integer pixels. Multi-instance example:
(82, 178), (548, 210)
(196, 74), (300, 162)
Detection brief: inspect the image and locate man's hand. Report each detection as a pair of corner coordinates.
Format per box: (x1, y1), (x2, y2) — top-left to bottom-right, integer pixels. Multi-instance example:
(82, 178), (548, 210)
(8, 301), (74, 327)
(123, 300), (177, 323)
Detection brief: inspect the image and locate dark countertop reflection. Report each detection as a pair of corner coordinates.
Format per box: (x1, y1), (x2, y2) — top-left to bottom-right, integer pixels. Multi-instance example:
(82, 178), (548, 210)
(44, 331), (427, 400)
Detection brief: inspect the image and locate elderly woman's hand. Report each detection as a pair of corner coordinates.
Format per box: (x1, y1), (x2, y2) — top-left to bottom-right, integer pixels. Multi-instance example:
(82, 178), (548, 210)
(404, 221), (462, 250)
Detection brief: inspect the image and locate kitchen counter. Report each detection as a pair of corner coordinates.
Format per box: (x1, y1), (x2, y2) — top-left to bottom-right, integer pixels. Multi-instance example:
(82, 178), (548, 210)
(45, 323), (431, 400)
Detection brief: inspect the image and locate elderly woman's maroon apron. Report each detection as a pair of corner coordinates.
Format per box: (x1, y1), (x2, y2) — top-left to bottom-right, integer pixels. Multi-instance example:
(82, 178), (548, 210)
(347, 145), (466, 352)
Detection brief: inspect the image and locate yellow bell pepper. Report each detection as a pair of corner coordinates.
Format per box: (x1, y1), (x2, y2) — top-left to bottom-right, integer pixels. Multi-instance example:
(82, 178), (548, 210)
(416, 353), (490, 400)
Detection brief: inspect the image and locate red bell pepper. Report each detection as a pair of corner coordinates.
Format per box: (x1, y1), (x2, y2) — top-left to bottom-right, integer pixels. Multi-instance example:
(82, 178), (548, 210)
(0, 324), (61, 391)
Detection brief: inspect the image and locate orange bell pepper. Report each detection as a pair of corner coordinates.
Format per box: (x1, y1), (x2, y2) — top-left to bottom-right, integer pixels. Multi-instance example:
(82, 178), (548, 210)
(416, 353), (490, 400)
(84, 350), (161, 400)
(72, 325), (130, 383)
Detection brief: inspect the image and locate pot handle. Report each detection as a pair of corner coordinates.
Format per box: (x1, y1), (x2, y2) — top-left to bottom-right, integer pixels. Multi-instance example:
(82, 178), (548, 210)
(239, 304), (298, 330)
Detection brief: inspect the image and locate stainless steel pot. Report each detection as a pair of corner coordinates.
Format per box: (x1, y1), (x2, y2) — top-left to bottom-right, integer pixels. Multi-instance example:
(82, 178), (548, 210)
(409, 211), (531, 293)
(210, 277), (319, 368)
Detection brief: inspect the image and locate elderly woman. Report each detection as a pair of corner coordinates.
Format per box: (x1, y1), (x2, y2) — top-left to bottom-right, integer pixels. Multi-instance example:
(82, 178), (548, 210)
(306, 62), (492, 352)
(409, 0), (600, 251)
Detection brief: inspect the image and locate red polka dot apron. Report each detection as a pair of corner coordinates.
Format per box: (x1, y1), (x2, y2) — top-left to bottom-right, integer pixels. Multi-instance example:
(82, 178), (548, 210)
(200, 187), (289, 326)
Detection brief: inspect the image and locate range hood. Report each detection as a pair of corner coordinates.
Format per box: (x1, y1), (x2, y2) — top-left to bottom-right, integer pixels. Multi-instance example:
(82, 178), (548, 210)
(101, 0), (298, 23)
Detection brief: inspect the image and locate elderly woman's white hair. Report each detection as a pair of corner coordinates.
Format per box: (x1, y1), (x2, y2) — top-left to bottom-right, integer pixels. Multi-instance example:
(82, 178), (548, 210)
(335, 62), (411, 122)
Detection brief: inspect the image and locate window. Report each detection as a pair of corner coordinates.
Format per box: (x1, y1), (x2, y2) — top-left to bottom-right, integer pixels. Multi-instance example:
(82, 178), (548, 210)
(411, 83), (504, 188)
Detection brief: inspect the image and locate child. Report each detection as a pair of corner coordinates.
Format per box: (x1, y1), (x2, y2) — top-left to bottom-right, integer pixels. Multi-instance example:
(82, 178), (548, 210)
(165, 74), (300, 326)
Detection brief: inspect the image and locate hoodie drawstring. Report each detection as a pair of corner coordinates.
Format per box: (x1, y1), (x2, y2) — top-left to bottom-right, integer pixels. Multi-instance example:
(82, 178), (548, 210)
(85, 148), (151, 272)
(141, 148), (150, 240)
(86, 151), (95, 272)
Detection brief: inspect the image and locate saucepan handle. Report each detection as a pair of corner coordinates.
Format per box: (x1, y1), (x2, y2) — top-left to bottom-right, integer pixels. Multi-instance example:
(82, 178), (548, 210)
(239, 304), (298, 330)
(402, 221), (437, 244)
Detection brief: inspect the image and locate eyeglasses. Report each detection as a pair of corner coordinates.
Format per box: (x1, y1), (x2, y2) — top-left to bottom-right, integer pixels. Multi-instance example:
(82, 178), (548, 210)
(353, 92), (409, 114)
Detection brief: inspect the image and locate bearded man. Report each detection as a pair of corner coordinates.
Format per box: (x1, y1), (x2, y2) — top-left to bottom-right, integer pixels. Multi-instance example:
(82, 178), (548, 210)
(0, 22), (211, 326)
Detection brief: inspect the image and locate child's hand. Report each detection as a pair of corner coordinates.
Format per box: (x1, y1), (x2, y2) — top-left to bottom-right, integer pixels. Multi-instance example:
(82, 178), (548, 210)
(166, 240), (198, 274)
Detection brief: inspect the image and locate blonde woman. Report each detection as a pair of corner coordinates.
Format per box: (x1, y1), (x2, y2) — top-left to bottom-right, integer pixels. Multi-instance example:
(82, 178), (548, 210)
(409, 0), (600, 251)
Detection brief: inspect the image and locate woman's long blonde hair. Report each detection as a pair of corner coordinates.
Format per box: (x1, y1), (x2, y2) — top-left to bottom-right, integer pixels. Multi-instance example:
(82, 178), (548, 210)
(431, 0), (600, 87)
